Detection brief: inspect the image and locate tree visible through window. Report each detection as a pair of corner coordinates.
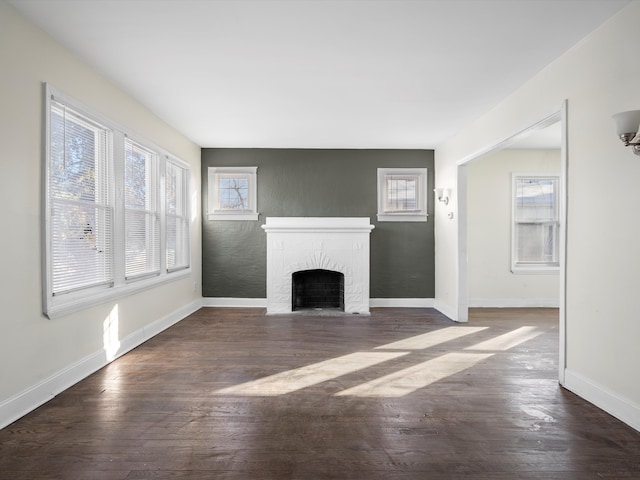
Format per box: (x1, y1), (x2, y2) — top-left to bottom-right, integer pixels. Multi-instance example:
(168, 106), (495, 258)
(219, 177), (249, 210)
(124, 138), (160, 279)
(44, 85), (191, 318)
(207, 167), (258, 221)
(49, 100), (113, 295)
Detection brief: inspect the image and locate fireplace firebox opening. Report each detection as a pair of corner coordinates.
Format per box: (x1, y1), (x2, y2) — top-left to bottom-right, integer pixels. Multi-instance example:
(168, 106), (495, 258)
(292, 269), (345, 312)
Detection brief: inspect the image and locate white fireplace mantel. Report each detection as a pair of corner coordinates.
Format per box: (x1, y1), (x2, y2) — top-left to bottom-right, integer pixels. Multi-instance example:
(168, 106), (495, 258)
(262, 217), (375, 315)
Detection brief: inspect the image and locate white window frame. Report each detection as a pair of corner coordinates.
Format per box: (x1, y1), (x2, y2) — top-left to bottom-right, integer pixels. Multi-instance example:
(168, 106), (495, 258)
(377, 168), (428, 222)
(511, 173), (560, 274)
(207, 166), (258, 221)
(124, 136), (161, 280)
(166, 158), (191, 272)
(47, 97), (115, 298)
(43, 84), (191, 319)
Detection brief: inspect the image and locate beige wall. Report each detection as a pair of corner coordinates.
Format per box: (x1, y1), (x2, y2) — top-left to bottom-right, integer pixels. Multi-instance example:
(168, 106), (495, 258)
(467, 149), (560, 306)
(0, 1), (201, 426)
(436, 1), (640, 429)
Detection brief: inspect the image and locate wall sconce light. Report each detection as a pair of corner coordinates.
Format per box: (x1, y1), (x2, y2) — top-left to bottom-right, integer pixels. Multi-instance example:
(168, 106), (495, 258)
(613, 110), (640, 156)
(434, 187), (450, 205)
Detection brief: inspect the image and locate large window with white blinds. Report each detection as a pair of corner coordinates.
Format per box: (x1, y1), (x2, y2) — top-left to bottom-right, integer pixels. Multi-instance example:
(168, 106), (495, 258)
(49, 100), (114, 295)
(166, 160), (190, 272)
(124, 138), (161, 279)
(43, 85), (191, 318)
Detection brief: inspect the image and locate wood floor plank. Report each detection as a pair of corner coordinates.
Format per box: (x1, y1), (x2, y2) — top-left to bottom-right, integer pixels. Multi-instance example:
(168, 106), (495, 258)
(0, 307), (639, 479)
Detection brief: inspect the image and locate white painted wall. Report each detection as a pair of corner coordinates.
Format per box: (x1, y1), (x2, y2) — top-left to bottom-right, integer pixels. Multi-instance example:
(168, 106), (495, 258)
(0, 1), (202, 427)
(435, 1), (640, 430)
(467, 149), (560, 307)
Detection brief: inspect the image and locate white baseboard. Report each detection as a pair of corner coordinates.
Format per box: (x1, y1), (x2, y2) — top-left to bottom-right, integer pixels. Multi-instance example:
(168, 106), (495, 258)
(0, 299), (202, 431)
(369, 298), (434, 308)
(202, 297), (267, 307)
(564, 369), (640, 433)
(202, 297), (435, 309)
(468, 298), (560, 308)
(434, 300), (460, 322)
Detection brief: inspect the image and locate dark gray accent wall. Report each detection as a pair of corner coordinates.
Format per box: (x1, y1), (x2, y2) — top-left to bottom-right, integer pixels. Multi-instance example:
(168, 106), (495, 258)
(201, 149), (435, 299)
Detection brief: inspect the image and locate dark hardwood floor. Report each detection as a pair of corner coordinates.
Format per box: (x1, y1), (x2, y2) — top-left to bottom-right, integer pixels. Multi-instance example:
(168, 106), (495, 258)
(1, 307), (639, 479)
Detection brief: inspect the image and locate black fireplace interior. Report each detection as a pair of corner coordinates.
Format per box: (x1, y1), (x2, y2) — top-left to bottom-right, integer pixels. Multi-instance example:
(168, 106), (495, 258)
(292, 269), (345, 311)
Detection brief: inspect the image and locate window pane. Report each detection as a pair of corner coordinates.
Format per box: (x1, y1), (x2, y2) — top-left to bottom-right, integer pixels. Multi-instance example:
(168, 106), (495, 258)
(166, 161), (185, 216)
(51, 201), (113, 294)
(124, 139), (160, 279)
(516, 223), (558, 264)
(386, 176), (417, 211)
(125, 142), (150, 209)
(515, 178), (557, 222)
(166, 161), (190, 271)
(49, 101), (113, 295)
(218, 176), (249, 210)
(167, 215), (189, 270)
(125, 210), (160, 277)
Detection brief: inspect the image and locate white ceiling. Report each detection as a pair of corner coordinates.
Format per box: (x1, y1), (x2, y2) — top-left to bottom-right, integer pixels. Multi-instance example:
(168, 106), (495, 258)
(9, 0), (630, 149)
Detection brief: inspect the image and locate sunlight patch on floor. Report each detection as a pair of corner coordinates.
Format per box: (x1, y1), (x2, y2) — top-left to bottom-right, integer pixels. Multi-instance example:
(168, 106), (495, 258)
(464, 326), (541, 351)
(214, 324), (544, 397)
(374, 326), (487, 350)
(215, 351), (407, 396)
(103, 304), (120, 362)
(335, 352), (493, 397)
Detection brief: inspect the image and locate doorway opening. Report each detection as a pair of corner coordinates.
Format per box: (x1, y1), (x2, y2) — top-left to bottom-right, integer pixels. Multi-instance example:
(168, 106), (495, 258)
(456, 101), (567, 383)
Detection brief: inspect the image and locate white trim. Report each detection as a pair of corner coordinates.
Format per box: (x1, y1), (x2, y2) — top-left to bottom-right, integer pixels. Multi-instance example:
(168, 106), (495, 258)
(558, 101), (568, 385)
(456, 164), (469, 323)
(261, 216), (375, 234)
(203, 297), (267, 308)
(468, 298), (560, 308)
(369, 298), (434, 308)
(564, 369), (640, 433)
(208, 212), (259, 221)
(434, 299), (459, 322)
(455, 101), (568, 381)
(511, 266), (560, 275)
(207, 166), (258, 221)
(202, 297), (436, 309)
(376, 213), (428, 222)
(377, 168), (428, 222)
(0, 299), (202, 430)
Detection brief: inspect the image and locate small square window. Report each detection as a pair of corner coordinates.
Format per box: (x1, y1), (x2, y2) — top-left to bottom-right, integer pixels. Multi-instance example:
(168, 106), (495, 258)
(208, 166), (258, 221)
(377, 168), (428, 222)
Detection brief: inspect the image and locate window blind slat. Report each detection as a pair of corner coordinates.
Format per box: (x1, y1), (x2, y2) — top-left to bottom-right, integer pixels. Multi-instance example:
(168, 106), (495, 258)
(124, 138), (160, 279)
(49, 100), (113, 296)
(50, 200), (113, 294)
(166, 161), (190, 271)
(44, 87), (192, 317)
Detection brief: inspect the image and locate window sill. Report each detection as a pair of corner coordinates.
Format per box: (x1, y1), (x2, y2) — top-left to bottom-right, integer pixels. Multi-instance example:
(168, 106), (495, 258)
(511, 265), (560, 275)
(45, 268), (191, 319)
(377, 213), (428, 222)
(208, 212), (259, 221)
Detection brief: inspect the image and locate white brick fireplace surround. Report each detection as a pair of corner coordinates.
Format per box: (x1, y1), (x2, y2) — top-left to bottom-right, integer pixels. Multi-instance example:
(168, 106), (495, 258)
(261, 217), (375, 315)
